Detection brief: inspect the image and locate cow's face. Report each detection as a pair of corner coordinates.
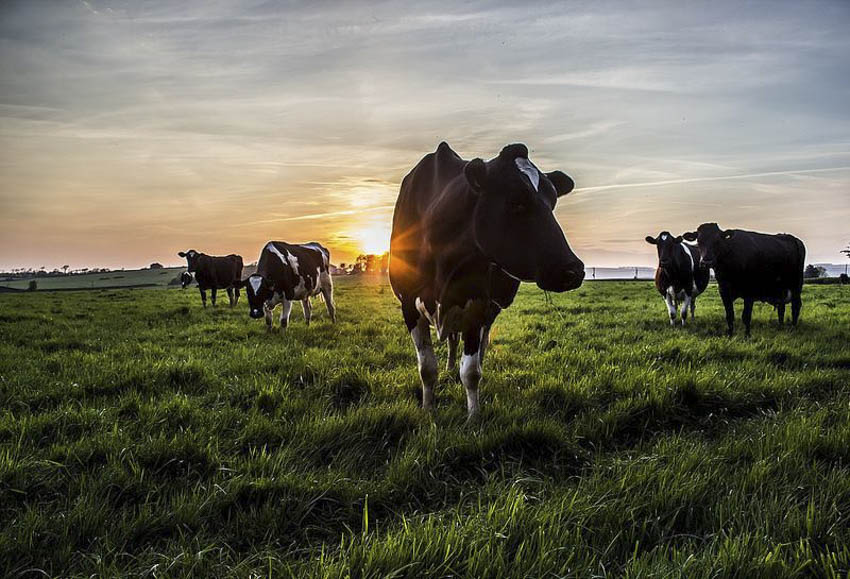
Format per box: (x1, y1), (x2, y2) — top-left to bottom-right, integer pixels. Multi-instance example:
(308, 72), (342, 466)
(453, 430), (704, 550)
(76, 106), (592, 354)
(645, 231), (683, 268)
(180, 271), (193, 289)
(683, 223), (734, 267)
(178, 250), (201, 272)
(241, 274), (273, 319)
(465, 144), (584, 292)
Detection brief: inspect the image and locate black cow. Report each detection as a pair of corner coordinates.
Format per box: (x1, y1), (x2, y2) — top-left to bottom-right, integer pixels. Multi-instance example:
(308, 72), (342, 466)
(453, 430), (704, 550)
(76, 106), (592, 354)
(180, 271), (194, 289)
(240, 241), (336, 331)
(645, 231), (710, 326)
(389, 142), (584, 418)
(683, 223), (805, 336)
(177, 250), (243, 307)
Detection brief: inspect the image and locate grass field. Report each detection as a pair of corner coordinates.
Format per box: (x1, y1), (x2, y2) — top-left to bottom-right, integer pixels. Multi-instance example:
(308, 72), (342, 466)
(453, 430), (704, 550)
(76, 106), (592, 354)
(1, 277), (849, 577)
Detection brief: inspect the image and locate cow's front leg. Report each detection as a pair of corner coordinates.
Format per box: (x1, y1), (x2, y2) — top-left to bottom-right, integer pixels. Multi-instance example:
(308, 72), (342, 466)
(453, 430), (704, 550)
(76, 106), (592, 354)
(664, 290), (677, 326)
(461, 327), (483, 419)
(199, 288), (207, 308)
(279, 299), (292, 331)
(226, 287), (234, 307)
(411, 317), (437, 411)
(320, 272), (336, 323)
(776, 302), (786, 326)
(690, 296), (697, 319)
(720, 289), (735, 336)
(742, 298), (754, 337)
(263, 302), (275, 332)
(210, 288), (217, 307)
(446, 333), (459, 373)
(301, 298), (312, 326)
(791, 291), (802, 326)
(680, 294), (692, 325)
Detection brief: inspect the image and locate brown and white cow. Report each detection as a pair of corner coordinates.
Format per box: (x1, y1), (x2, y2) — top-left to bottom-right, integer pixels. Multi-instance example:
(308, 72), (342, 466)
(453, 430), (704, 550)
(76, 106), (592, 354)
(389, 142), (584, 418)
(645, 231), (710, 326)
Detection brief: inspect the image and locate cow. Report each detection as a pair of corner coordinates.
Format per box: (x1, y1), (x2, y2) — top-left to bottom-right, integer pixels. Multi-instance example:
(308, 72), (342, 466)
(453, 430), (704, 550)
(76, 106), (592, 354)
(682, 223), (805, 336)
(389, 142), (584, 418)
(177, 250), (243, 307)
(180, 271), (194, 289)
(240, 241), (336, 331)
(645, 231), (710, 326)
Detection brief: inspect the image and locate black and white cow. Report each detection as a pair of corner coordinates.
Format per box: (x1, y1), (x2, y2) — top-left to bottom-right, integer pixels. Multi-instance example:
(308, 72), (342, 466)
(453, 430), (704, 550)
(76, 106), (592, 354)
(683, 223), (805, 336)
(240, 241), (336, 331)
(177, 250), (243, 307)
(389, 142), (584, 418)
(645, 231), (710, 326)
(180, 271), (194, 289)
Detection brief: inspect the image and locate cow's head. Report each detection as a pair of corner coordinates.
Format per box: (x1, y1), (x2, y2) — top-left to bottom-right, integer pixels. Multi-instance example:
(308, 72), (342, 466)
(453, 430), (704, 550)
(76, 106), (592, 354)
(240, 274), (273, 319)
(645, 231), (683, 268)
(180, 271), (193, 289)
(683, 223), (735, 267)
(465, 143), (584, 292)
(177, 250), (201, 272)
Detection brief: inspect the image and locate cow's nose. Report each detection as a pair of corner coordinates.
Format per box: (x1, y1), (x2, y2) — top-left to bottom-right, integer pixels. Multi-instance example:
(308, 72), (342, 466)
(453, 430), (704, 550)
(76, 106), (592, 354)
(249, 309), (264, 319)
(538, 264), (584, 292)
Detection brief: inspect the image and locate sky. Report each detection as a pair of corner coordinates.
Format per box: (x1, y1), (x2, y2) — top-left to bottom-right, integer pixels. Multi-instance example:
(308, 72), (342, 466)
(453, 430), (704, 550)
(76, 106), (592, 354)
(1, 0), (849, 270)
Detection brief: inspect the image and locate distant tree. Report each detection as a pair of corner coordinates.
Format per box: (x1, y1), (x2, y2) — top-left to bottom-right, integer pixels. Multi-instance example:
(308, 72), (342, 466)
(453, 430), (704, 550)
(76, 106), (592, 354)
(62, 265), (70, 275)
(27, 280), (37, 292)
(149, 262), (164, 269)
(804, 264), (826, 279)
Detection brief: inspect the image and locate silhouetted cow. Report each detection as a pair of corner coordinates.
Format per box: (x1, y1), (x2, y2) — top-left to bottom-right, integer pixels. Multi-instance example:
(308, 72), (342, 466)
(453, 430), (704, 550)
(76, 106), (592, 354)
(683, 223), (805, 336)
(240, 241), (335, 331)
(645, 231), (709, 325)
(177, 250), (243, 307)
(389, 142), (584, 418)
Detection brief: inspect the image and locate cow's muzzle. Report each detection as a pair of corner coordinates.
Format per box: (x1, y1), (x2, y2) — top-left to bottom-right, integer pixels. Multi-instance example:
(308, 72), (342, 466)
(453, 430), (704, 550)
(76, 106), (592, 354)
(249, 309), (264, 319)
(537, 266), (585, 292)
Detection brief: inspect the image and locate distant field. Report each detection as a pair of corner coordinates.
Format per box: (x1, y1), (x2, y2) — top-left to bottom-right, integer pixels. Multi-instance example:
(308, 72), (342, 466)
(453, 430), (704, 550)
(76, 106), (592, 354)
(1, 277), (849, 577)
(0, 267), (186, 290)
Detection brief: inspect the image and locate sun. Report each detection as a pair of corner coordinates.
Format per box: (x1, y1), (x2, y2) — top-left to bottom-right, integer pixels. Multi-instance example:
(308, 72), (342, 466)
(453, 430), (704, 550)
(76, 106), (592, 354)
(355, 222), (391, 255)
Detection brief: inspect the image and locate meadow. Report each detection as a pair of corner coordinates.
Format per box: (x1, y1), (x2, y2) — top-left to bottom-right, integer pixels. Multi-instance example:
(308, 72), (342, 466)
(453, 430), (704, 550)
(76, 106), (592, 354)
(1, 277), (849, 578)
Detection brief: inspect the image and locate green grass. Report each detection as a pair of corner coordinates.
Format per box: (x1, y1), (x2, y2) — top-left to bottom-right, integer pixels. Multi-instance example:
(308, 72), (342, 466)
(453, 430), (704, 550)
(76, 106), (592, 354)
(1, 277), (849, 577)
(0, 267), (185, 290)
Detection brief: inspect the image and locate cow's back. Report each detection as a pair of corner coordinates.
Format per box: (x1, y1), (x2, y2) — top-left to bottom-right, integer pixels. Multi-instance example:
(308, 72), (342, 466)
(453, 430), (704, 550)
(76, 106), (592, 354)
(389, 142), (466, 298)
(716, 231), (805, 298)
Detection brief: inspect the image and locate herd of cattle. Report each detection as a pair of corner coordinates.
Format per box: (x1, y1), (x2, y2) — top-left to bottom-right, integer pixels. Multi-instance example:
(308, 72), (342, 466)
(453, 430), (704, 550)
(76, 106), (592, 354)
(178, 142), (808, 418)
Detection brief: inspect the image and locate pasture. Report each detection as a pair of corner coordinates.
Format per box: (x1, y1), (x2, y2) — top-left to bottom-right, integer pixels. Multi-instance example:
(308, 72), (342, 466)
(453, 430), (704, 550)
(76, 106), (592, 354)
(1, 277), (849, 577)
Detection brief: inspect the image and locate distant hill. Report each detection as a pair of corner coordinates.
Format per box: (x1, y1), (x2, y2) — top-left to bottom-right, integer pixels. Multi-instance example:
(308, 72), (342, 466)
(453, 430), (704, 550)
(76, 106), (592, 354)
(0, 267), (186, 291)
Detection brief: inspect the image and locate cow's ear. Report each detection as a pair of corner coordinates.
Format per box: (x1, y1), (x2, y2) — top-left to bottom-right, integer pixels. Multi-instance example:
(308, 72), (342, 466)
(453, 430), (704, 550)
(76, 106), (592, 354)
(464, 158), (487, 193)
(722, 230), (735, 240)
(547, 171), (575, 197)
(682, 232), (697, 242)
(178, 251), (186, 258)
(645, 236), (657, 245)
(674, 235), (683, 244)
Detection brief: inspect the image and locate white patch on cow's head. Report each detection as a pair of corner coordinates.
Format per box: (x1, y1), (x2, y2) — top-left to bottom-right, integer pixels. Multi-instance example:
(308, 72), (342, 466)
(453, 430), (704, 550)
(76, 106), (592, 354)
(514, 158), (539, 192)
(661, 234), (668, 241)
(249, 275), (262, 293)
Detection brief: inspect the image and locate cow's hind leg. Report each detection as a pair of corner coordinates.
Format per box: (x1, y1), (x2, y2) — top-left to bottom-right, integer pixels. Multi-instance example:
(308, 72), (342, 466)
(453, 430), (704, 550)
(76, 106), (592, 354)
(446, 333), (459, 373)
(279, 299), (292, 331)
(742, 298), (754, 337)
(301, 298), (312, 326)
(690, 296), (697, 319)
(411, 316), (437, 411)
(199, 288), (207, 308)
(777, 302), (786, 326)
(461, 327), (483, 419)
(680, 293), (692, 326)
(319, 272), (336, 323)
(226, 287), (234, 307)
(665, 290), (677, 326)
(479, 325), (492, 364)
(210, 288), (217, 307)
(791, 292), (802, 326)
(720, 289), (735, 336)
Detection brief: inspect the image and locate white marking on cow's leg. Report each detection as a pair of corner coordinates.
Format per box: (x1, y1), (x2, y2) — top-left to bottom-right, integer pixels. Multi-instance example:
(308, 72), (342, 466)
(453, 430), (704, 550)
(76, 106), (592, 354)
(279, 299), (292, 332)
(411, 318), (437, 411)
(319, 271), (336, 323)
(681, 294), (692, 325)
(665, 289), (677, 326)
(461, 351), (482, 418)
(263, 302), (274, 332)
(301, 298), (312, 326)
(446, 333), (459, 372)
(479, 326), (491, 365)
